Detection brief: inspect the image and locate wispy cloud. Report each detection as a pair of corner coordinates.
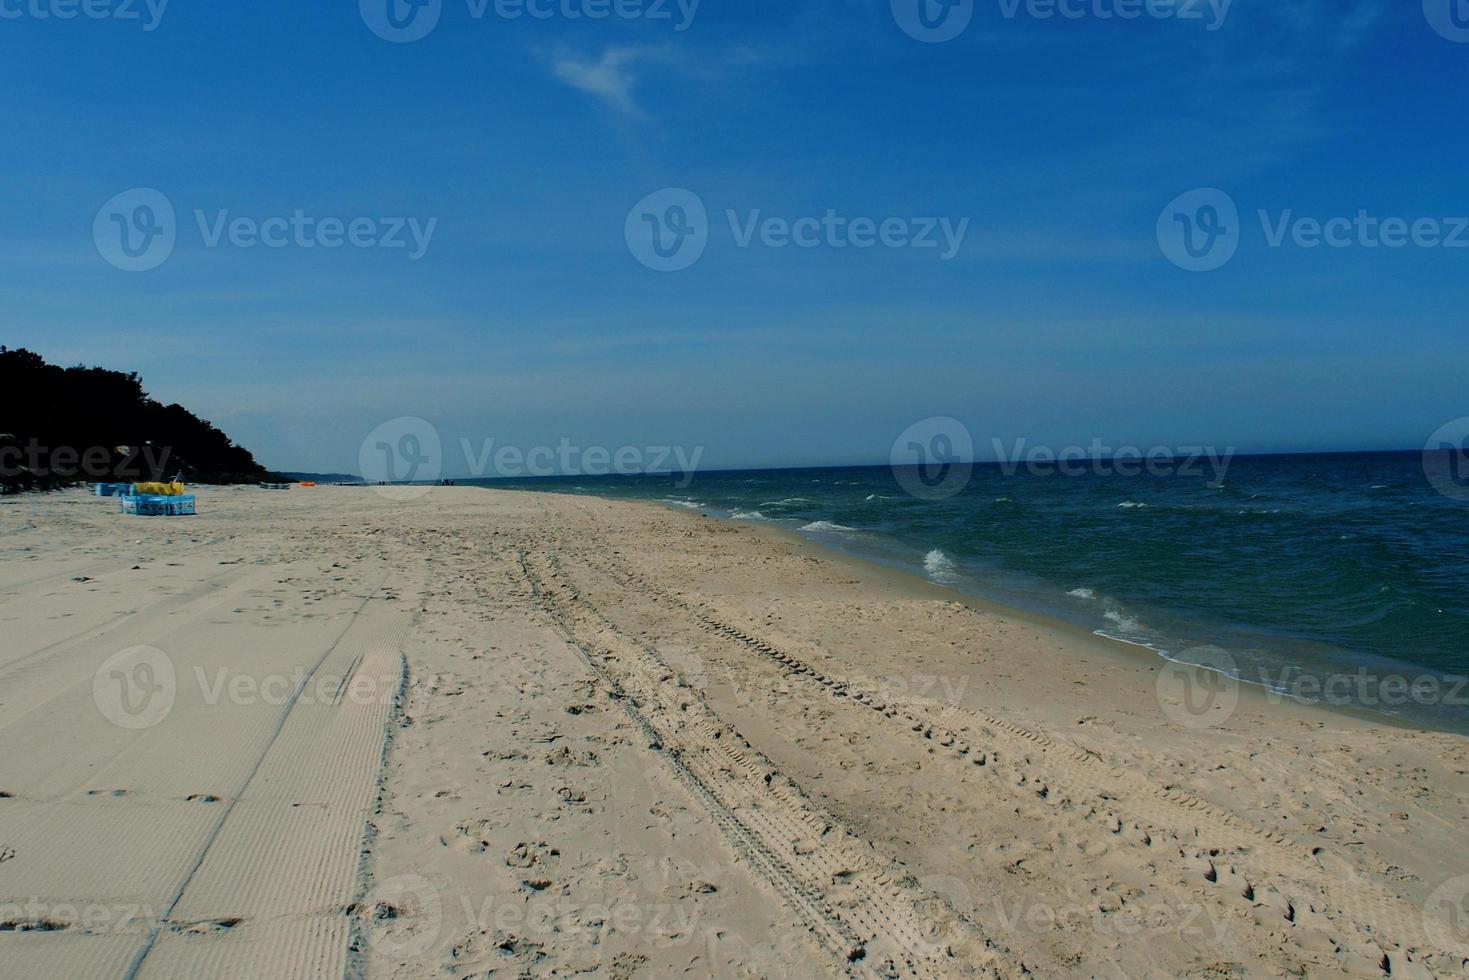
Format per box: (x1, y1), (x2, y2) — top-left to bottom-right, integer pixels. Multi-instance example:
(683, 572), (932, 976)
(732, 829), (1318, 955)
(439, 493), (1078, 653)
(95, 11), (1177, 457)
(548, 41), (768, 120)
(551, 46), (668, 118)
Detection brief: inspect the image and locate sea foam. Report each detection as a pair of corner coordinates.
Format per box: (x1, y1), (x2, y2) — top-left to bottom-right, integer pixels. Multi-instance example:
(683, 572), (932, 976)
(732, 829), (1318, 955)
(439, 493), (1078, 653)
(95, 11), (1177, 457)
(924, 549), (960, 582)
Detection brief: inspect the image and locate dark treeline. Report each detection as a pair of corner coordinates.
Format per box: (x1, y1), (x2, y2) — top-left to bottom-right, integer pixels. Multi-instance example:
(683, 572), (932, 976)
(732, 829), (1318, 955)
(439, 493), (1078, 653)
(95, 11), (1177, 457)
(0, 346), (281, 492)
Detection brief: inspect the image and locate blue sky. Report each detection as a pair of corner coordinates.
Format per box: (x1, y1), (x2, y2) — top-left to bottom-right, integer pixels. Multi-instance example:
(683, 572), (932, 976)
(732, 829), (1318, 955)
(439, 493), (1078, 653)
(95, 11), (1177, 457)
(2, 0), (1466, 475)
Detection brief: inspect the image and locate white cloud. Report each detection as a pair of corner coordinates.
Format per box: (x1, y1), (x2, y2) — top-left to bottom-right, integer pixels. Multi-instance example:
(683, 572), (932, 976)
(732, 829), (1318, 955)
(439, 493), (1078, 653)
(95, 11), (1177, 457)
(551, 46), (666, 118)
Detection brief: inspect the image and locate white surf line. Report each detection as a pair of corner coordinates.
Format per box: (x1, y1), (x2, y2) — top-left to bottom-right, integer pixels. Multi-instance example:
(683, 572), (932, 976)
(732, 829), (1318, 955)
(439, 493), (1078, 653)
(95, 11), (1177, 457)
(118, 580), (386, 980)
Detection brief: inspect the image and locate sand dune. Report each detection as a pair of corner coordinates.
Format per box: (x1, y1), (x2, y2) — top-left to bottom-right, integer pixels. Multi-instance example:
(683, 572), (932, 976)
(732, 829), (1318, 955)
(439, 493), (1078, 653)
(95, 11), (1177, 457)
(2, 487), (1466, 978)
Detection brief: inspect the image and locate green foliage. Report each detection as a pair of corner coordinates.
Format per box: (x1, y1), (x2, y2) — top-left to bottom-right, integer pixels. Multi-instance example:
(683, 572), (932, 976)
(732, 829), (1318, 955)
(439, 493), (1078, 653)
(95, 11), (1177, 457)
(0, 346), (280, 492)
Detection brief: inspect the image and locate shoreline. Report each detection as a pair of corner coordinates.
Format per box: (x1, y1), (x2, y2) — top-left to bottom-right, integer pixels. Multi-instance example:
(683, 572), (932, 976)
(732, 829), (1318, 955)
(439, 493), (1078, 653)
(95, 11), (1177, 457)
(744, 513), (1437, 737)
(508, 486), (1458, 738)
(440, 453), (1469, 740)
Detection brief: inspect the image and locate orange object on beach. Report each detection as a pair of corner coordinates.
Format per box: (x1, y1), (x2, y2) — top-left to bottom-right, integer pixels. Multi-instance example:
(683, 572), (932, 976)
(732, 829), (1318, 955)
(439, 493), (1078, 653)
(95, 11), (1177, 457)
(298, 481), (317, 487)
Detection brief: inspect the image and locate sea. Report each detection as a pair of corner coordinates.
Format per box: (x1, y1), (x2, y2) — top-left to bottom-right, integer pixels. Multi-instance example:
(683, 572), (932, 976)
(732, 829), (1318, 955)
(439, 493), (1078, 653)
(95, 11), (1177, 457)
(465, 451), (1469, 733)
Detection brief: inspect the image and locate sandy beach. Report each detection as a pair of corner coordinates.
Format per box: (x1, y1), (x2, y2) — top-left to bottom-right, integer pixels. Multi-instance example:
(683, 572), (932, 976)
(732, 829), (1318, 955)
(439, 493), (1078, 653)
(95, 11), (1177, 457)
(2, 485), (1467, 978)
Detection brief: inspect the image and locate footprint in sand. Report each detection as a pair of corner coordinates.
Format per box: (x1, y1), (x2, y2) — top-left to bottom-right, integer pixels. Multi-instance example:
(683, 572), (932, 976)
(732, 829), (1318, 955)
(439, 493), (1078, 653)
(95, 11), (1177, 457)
(171, 917), (243, 935)
(556, 786), (589, 806)
(545, 746), (600, 768)
(506, 842), (561, 869)
(0, 917), (68, 933)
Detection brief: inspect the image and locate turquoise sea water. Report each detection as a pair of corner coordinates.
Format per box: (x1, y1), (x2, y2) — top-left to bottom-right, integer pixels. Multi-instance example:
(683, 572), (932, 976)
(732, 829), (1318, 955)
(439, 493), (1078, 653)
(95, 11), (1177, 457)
(468, 452), (1469, 732)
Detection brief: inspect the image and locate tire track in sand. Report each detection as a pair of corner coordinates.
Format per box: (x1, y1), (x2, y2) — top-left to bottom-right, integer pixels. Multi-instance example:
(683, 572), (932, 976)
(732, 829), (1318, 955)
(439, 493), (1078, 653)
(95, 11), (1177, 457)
(582, 548), (1450, 978)
(517, 551), (1018, 980)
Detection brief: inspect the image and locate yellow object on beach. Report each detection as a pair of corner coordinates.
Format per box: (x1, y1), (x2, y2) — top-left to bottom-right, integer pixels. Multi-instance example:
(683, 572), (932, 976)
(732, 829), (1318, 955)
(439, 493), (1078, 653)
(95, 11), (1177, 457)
(133, 482), (186, 496)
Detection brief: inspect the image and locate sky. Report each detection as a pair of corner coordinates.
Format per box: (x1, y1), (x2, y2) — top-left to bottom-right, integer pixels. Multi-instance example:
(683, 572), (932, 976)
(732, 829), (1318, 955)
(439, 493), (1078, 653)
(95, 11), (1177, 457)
(2, 0), (1467, 477)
